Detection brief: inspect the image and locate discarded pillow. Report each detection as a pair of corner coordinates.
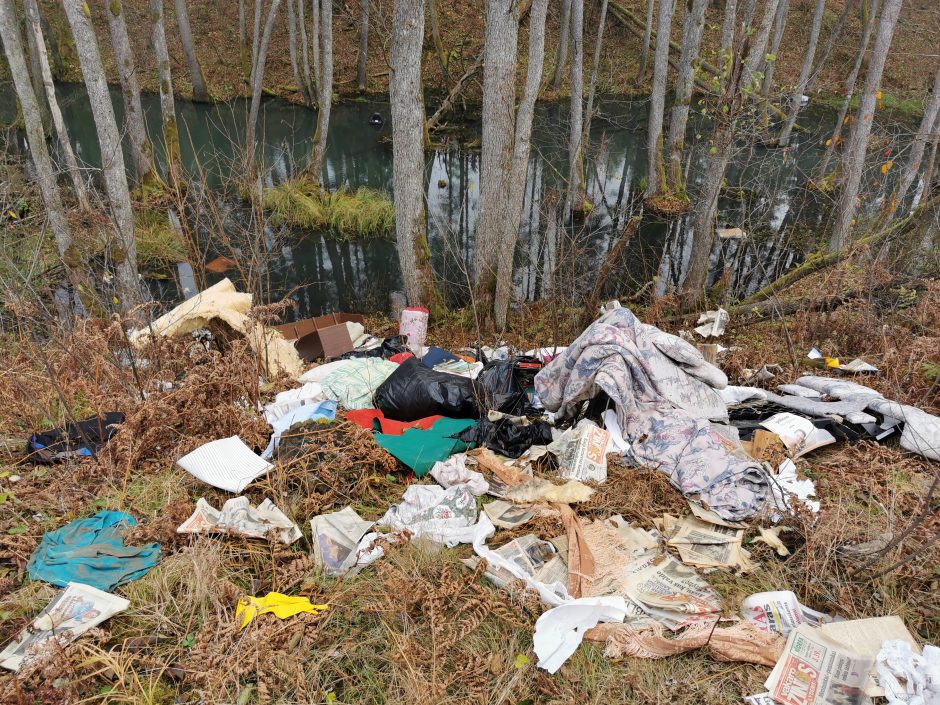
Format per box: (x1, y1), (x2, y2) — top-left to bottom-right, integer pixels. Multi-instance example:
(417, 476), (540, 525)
(262, 400), (337, 459)
(376, 417), (476, 476)
(177, 436), (273, 493)
(374, 357), (479, 421)
(27, 511), (161, 591)
(27, 412), (125, 464)
(320, 358), (398, 410)
(345, 408), (443, 435)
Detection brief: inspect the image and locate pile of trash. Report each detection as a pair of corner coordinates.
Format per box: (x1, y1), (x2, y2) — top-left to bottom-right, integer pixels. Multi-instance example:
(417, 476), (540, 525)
(6, 287), (939, 705)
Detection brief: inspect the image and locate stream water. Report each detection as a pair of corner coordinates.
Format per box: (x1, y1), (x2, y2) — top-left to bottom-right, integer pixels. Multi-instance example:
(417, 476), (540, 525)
(1, 82), (914, 319)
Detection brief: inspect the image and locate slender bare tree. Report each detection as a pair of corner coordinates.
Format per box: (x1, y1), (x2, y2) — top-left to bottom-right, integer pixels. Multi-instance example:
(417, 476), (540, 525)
(308, 0), (333, 185)
(246, 0), (282, 164)
(62, 0), (144, 314)
(22, 3), (49, 124)
(921, 114), (940, 205)
(390, 0), (436, 305)
(494, 0), (550, 328)
(357, 0), (369, 91)
(816, 0), (880, 179)
(887, 62), (940, 218)
(777, 0), (827, 146)
(759, 0), (789, 104)
(22, 0), (89, 210)
(829, 0), (902, 251)
(665, 0), (708, 191)
(567, 0), (584, 200)
(173, 0), (208, 101)
(150, 0), (181, 181)
(104, 0), (159, 188)
(427, 0), (450, 84)
(645, 0), (675, 197)
(0, 0), (73, 261)
(297, 0), (314, 100)
(286, 0), (306, 102)
(582, 0), (607, 149)
(637, 0), (655, 84)
(551, 0), (571, 91)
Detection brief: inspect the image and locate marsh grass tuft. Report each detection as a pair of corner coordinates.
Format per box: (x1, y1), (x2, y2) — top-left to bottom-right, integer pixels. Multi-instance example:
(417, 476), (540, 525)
(261, 180), (395, 239)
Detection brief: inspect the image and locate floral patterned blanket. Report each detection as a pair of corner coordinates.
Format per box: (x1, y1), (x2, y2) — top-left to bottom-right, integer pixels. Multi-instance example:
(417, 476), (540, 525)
(535, 308), (767, 521)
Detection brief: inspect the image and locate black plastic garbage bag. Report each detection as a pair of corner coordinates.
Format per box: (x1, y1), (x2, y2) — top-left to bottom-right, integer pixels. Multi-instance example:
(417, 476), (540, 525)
(340, 335), (410, 360)
(27, 412), (125, 464)
(475, 356), (542, 416)
(454, 416), (553, 458)
(374, 357), (479, 421)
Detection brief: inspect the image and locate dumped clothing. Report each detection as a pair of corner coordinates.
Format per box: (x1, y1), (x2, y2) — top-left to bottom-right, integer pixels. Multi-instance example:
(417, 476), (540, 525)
(263, 400), (336, 459)
(345, 408), (443, 435)
(26, 412), (125, 464)
(378, 485), (478, 546)
(28, 511), (161, 591)
(0, 582), (129, 672)
(263, 382), (327, 423)
(236, 592), (328, 629)
(176, 436), (273, 493)
(128, 278), (302, 378)
(177, 497), (302, 544)
(319, 358), (398, 410)
(454, 414), (554, 459)
(536, 307), (766, 521)
(374, 357), (479, 420)
(375, 417), (476, 476)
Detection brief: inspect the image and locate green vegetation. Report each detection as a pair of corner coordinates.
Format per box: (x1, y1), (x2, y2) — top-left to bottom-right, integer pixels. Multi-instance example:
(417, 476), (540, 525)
(261, 180), (396, 239)
(134, 208), (188, 266)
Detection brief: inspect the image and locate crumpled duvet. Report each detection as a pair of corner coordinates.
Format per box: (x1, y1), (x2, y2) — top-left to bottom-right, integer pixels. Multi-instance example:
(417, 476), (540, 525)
(535, 308), (767, 521)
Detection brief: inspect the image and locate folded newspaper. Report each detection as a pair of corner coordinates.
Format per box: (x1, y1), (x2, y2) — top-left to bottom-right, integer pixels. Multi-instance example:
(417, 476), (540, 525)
(760, 413), (836, 459)
(661, 513), (753, 572)
(548, 420), (611, 483)
(741, 590), (834, 637)
(621, 551), (722, 631)
(0, 582), (129, 672)
(310, 506), (376, 576)
(464, 534), (568, 590)
(483, 500), (533, 529)
(177, 496), (302, 544)
(764, 624), (874, 705)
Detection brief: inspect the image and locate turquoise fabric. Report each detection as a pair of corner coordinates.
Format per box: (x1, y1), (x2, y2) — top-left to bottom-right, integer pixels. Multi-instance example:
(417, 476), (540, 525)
(28, 511), (161, 591)
(376, 417), (477, 477)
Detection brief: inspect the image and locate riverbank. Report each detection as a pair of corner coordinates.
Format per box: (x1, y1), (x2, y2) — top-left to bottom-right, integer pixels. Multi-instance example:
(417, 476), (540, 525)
(18, 0), (937, 121)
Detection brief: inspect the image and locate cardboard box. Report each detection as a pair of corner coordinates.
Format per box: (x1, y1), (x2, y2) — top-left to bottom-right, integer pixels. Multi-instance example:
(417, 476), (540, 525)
(275, 313), (366, 362)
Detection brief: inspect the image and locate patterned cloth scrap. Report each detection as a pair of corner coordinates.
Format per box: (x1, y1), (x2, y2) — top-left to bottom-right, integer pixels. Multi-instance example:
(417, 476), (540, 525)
(28, 511), (161, 591)
(320, 358), (399, 410)
(535, 307), (767, 521)
(375, 417), (477, 477)
(345, 408), (443, 435)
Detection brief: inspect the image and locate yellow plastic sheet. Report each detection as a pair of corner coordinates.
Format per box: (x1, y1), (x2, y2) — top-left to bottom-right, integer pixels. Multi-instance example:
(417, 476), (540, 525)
(236, 592), (328, 629)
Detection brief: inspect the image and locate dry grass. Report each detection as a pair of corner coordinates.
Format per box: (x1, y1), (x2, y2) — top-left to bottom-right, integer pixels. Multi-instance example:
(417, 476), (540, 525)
(0, 268), (938, 703)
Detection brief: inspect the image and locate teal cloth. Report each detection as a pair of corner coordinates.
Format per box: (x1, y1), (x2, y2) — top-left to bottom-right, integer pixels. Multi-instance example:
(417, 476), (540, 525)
(376, 417), (477, 477)
(28, 510), (161, 591)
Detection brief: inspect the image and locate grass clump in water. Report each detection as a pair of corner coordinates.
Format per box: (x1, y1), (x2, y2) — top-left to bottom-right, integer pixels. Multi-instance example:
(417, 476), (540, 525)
(261, 179), (395, 239)
(134, 208), (188, 266)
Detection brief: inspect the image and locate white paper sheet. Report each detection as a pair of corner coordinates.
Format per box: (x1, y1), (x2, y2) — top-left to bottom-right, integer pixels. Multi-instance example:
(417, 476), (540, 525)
(176, 436), (273, 493)
(533, 597), (630, 673)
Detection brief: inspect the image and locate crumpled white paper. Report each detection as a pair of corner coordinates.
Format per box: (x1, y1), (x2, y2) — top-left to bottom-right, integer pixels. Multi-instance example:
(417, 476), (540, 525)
(877, 640), (940, 705)
(533, 597), (630, 673)
(429, 454), (489, 496)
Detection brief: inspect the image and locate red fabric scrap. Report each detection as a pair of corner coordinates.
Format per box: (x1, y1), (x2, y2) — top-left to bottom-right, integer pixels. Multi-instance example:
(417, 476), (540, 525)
(345, 408), (443, 435)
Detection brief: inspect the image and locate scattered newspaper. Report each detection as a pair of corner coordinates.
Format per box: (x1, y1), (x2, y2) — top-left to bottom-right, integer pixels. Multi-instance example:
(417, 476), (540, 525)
(742, 590), (833, 636)
(483, 500), (533, 529)
(688, 501), (747, 529)
(765, 624), (873, 705)
(745, 694), (780, 705)
(622, 551), (721, 630)
(177, 496), (302, 544)
(0, 582), (129, 672)
(760, 413), (836, 459)
(466, 534), (567, 590)
(548, 420), (610, 483)
(310, 506), (375, 576)
(662, 514), (753, 571)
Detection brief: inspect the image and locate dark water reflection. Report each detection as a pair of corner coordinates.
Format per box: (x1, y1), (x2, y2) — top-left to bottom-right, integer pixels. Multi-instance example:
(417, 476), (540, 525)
(1, 82), (912, 319)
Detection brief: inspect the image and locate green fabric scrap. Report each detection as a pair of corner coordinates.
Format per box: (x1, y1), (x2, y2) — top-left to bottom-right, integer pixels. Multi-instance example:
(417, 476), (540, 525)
(376, 417), (477, 476)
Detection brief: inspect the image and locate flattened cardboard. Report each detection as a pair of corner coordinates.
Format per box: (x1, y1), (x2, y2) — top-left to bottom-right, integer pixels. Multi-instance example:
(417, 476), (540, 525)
(275, 313), (365, 361)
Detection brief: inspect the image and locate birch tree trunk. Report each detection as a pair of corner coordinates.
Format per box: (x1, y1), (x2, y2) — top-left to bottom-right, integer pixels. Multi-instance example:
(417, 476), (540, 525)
(551, 0), (571, 91)
(637, 0), (655, 84)
(23, 6), (49, 124)
(309, 0), (332, 185)
(390, 0), (435, 306)
(310, 0), (321, 99)
(920, 114), (940, 205)
(719, 0), (736, 64)
(759, 0), (789, 103)
(665, 0), (707, 191)
(173, 0), (208, 101)
(683, 0), (780, 301)
(777, 0), (827, 146)
(104, 0), (158, 188)
(645, 0), (674, 197)
(0, 0), (72, 261)
(888, 63), (940, 219)
(62, 0), (144, 315)
(582, 0), (607, 150)
(357, 0), (369, 91)
(494, 0), (549, 329)
(816, 0), (879, 179)
(829, 0), (902, 251)
(150, 0), (181, 181)
(567, 0), (584, 199)
(297, 0), (314, 101)
(476, 0), (519, 290)
(22, 0), (89, 210)
(246, 0), (282, 165)
(427, 0), (450, 84)
(286, 0), (305, 101)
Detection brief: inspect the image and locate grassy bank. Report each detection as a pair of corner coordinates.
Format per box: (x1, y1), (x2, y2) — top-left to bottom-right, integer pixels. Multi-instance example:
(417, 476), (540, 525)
(260, 180), (395, 240)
